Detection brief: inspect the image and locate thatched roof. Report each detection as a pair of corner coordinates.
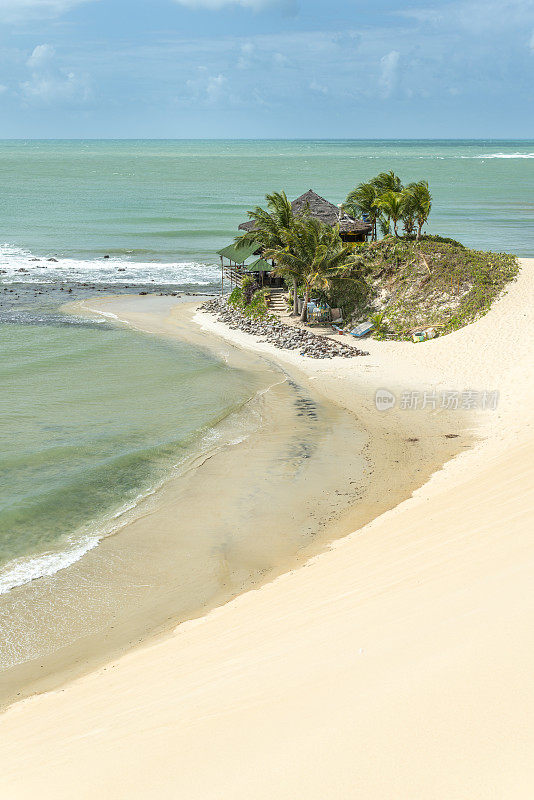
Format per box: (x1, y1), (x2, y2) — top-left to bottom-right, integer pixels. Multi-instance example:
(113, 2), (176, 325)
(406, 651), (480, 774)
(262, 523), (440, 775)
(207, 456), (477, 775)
(238, 189), (372, 236)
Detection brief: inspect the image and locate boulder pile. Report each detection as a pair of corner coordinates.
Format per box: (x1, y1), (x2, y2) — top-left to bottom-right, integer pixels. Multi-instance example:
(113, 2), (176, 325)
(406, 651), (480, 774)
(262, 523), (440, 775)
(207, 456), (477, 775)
(201, 298), (368, 360)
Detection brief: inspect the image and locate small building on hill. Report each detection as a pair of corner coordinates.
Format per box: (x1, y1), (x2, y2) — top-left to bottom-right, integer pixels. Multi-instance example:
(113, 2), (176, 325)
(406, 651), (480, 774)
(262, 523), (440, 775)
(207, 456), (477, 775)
(217, 189), (372, 293)
(238, 189), (372, 244)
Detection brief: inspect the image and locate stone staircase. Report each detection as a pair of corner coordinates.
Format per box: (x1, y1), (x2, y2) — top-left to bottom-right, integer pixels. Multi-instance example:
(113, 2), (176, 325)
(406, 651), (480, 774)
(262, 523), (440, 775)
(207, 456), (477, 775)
(268, 287), (288, 315)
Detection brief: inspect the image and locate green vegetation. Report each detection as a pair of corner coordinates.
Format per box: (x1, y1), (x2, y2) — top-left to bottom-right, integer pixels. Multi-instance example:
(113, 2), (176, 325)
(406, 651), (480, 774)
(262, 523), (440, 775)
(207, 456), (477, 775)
(235, 190), (362, 322)
(227, 284), (271, 319)
(370, 312), (389, 340)
(235, 191), (299, 313)
(265, 217), (362, 322)
(234, 181), (519, 338)
(344, 171), (432, 240)
(334, 237), (519, 338)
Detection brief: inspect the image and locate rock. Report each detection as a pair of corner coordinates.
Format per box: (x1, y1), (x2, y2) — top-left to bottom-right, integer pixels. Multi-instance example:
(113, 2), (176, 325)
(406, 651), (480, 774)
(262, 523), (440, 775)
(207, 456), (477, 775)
(104, 255), (110, 259)
(200, 298), (368, 360)
(47, 258), (58, 262)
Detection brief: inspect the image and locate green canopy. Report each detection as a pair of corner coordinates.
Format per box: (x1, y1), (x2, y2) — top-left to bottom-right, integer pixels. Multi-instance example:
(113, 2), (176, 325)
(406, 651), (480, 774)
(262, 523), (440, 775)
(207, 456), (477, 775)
(245, 257), (272, 273)
(217, 241), (258, 263)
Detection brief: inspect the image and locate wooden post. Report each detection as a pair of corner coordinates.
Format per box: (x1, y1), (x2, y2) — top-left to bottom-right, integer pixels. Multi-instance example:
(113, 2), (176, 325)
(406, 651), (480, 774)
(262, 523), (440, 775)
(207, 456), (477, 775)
(220, 256), (224, 296)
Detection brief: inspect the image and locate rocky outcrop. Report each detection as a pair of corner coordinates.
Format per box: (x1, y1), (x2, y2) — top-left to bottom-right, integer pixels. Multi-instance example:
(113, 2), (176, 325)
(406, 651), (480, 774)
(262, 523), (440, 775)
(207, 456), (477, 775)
(201, 298), (368, 360)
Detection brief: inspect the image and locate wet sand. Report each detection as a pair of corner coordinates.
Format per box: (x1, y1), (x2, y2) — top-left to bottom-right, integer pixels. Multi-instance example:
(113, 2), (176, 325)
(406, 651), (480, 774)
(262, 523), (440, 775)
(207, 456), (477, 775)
(0, 295), (467, 708)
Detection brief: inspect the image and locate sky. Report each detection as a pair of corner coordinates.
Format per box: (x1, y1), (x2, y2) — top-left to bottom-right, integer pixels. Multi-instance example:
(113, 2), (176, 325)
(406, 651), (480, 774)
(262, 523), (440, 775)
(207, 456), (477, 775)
(0, 0), (533, 138)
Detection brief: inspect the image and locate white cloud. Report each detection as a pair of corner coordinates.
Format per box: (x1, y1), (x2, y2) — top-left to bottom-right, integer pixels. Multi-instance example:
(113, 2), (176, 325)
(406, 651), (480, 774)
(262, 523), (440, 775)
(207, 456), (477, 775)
(205, 72), (226, 102)
(0, 0), (94, 23)
(27, 43), (55, 70)
(400, 0), (534, 35)
(185, 67), (230, 105)
(173, 0), (295, 10)
(237, 41), (254, 69)
(379, 50), (400, 98)
(21, 43), (91, 105)
(309, 80), (328, 95)
(273, 52), (289, 67)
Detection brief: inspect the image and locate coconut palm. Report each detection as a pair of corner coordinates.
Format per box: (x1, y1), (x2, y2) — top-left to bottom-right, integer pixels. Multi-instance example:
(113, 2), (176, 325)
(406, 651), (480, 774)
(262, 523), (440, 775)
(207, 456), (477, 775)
(373, 190), (404, 237)
(234, 191), (301, 313)
(370, 170), (403, 194)
(400, 188), (416, 236)
(343, 182), (378, 240)
(265, 217), (361, 322)
(344, 172), (403, 241)
(405, 181), (432, 239)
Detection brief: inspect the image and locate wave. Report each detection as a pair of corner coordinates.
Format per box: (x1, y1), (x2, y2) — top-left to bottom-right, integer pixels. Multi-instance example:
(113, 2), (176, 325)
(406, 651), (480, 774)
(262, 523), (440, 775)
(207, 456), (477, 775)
(0, 536), (99, 596)
(0, 373), (277, 595)
(461, 153), (534, 159)
(0, 243), (219, 287)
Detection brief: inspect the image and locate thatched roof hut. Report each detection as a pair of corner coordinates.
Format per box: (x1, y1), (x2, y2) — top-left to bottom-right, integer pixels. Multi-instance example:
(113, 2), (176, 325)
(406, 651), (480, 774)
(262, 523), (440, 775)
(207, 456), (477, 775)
(238, 189), (372, 241)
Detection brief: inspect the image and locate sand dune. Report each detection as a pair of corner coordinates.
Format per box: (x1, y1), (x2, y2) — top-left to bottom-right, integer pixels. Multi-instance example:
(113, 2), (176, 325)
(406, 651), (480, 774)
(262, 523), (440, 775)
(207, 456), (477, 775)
(0, 260), (532, 799)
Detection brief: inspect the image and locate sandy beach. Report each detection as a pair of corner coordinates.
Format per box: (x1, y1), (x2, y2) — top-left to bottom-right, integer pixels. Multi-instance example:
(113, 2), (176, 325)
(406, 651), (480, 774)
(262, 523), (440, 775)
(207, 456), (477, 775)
(0, 258), (533, 798)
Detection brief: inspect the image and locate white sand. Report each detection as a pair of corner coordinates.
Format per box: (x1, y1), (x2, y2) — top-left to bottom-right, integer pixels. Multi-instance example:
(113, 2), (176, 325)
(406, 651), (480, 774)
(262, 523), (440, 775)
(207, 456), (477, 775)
(0, 260), (533, 799)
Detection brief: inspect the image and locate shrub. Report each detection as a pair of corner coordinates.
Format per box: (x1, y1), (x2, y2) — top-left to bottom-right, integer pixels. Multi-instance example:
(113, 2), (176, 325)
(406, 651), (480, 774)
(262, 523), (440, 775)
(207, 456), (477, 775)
(228, 287), (244, 307)
(370, 312), (389, 339)
(243, 289), (269, 318)
(241, 276), (257, 305)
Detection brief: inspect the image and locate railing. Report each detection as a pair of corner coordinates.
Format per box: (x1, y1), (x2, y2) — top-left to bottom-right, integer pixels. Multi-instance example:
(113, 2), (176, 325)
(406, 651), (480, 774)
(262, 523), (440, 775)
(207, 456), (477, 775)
(222, 265), (246, 288)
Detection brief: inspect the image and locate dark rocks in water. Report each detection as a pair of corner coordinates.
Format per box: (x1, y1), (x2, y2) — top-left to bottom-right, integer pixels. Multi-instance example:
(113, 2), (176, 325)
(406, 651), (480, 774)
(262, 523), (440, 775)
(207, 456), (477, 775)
(17, 268), (29, 273)
(139, 291), (148, 295)
(117, 268), (126, 272)
(104, 255), (110, 259)
(30, 258), (40, 262)
(47, 258), (58, 262)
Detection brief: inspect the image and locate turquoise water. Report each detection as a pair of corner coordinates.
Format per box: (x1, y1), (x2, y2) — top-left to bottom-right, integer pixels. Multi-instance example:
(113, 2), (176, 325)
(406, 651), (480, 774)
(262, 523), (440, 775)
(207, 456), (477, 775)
(0, 138), (532, 595)
(0, 318), (259, 593)
(0, 140), (533, 286)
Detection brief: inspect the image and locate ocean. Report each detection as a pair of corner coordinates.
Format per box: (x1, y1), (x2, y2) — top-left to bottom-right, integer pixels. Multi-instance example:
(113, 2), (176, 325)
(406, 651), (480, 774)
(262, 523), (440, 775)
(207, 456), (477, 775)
(0, 317), (263, 595)
(0, 138), (532, 598)
(1, 139), (533, 286)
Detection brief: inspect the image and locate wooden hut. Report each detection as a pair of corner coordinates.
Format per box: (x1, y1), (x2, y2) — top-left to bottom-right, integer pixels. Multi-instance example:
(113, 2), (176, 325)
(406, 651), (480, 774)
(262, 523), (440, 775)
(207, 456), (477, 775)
(238, 189), (372, 244)
(217, 189), (372, 294)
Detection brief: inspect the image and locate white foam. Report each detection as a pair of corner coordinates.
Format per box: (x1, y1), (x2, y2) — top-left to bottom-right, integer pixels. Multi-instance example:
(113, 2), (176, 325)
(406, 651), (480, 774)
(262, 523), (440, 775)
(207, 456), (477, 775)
(0, 536), (99, 595)
(461, 153), (534, 159)
(0, 243), (219, 286)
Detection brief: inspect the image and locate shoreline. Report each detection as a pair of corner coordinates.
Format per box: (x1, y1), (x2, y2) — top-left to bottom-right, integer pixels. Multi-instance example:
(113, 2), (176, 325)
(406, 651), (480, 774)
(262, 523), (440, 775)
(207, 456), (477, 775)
(0, 260), (533, 797)
(0, 295), (466, 710)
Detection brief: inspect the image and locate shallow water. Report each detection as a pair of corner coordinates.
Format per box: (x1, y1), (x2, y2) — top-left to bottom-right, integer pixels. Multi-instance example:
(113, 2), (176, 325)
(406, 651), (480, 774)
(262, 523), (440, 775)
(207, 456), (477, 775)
(0, 317), (263, 594)
(0, 314), (375, 706)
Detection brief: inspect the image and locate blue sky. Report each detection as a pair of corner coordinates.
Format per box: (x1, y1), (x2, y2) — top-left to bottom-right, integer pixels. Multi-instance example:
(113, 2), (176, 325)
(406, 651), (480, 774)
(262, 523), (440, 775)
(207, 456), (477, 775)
(0, 0), (533, 137)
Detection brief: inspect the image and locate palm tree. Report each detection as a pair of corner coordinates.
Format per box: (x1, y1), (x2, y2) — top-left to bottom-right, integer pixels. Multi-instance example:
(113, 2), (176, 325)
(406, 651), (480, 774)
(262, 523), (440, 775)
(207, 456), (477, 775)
(235, 191), (301, 313)
(266, 218), (361, 322)
(405, 181), (432, 239)
(370, 170), (403, 194)
(344, 172), (403, 241)
(400, 187), (416, 236)
(373, 190), (404, 237)
(343, 182), (378, 240)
